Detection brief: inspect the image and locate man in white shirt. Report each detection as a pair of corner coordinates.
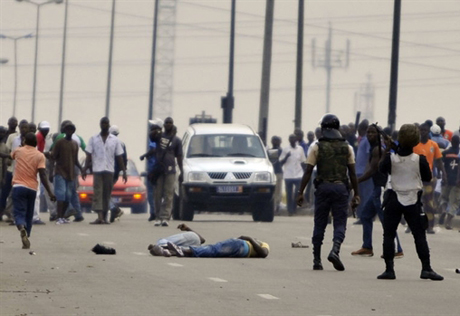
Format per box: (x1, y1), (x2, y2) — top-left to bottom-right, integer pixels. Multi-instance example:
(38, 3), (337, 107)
(83, 117), (127, 225)
(279, 134), (306, 216)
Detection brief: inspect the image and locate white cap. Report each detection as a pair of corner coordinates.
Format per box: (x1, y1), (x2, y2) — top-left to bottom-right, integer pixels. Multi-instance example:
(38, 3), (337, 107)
(39, 121), (50, 129)
(430, 124), (441, 135)
(109, 125), (119, 136)
(148, 118), (164, 129)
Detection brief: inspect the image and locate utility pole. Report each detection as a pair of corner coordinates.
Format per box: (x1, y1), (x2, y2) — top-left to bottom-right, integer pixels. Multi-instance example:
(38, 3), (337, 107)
(258, 0), (274, 144)
(221, 0), (236, 124)
(387, 0), (401, 131)
(354, 73), (375, 122)
(294, 0), (304, 130)
(148, 0), (159, 122)
(312, 23), (350, 114)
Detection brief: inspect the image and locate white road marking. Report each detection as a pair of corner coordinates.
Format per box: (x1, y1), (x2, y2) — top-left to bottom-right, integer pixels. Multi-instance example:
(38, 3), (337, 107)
(208, 277), (228, 283)
(133, 252), (148, 256)
(102, 241), (116, 245)
(77, 233), (89, 236)
(257, 294), (279, 300)
(168, 263), (184, 267)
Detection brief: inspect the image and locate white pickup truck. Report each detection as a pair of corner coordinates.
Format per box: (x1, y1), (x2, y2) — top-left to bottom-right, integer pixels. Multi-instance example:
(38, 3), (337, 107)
(173, 123), (276, 222)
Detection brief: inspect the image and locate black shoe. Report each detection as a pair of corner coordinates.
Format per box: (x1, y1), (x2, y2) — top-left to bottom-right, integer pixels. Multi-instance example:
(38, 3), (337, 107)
(420, 270), (444, 281)
(313, 261), (323, 270)
(33, 219), (46, 225)
(49, 214), (57, 222)
(328, 242), (345, 271)
(148, 214), (156, 222)
(73, 216), (85, 222)
(352, 219), (362, 225)
(328, 252), (345, 271)
(377, 270), (396, 280)
(110, 207), (123, 223)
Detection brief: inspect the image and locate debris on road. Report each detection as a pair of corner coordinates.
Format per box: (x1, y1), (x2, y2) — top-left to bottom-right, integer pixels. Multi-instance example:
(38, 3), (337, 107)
(92, 244), (116, 255)
(291, 242), (309, 248)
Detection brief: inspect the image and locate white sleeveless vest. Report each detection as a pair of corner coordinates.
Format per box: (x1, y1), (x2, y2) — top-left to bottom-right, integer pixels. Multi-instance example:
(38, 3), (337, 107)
(389, 153), (422, 206)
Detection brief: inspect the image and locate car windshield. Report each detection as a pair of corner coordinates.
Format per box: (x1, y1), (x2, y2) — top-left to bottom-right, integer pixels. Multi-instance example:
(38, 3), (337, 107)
(187, 134), (266, 158)
(126, 159), (139, 176)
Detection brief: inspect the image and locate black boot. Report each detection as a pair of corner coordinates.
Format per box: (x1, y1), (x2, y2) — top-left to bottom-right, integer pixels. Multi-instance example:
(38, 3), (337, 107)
(420, 270), (444, 281)
(421, 260), (443, 281)
(313, 246), (323, 270)
(377, 260), (396, 280)
(327, 241), (345, 271)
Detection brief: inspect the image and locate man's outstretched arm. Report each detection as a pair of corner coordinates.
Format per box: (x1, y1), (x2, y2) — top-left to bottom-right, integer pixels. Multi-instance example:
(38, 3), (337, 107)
(177, 223), (206, 244)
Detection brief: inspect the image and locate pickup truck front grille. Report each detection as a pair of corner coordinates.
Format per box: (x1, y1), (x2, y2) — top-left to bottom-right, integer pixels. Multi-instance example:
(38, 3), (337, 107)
(208, 172), (227, 179)
(233, 172), (252, 179)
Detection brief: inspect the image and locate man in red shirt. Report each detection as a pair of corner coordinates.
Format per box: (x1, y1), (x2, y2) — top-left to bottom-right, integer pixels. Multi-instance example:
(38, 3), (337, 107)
(10, 133), (56, 249)
(36, 121), (50, 153)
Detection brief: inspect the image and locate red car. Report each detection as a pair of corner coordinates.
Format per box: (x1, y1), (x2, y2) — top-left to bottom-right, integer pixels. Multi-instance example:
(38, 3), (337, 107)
(78, 159), (148, 214)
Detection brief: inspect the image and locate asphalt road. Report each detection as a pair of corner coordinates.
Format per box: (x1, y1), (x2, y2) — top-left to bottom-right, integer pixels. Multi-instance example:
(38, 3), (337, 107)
(1, 212), (459, 316)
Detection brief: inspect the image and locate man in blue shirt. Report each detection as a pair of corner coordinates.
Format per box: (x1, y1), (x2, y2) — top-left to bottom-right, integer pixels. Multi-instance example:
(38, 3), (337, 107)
(140, 119), (163, 222)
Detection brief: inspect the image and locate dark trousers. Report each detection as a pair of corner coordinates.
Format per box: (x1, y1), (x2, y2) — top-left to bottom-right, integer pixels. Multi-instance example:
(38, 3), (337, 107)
(312, 183), (349, 247)
(0, 171), (13, 210)
(361, 186), (403, 252)
(285, 178), (301, 215)
(93, 172), (114, 213)
(383, 192), (430, 270)
(12, 187), (37, 237)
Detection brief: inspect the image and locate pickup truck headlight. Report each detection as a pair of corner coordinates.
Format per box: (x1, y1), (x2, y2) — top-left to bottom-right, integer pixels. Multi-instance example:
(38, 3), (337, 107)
(188, 172), (206, 182)
(254, 172), (271, 183)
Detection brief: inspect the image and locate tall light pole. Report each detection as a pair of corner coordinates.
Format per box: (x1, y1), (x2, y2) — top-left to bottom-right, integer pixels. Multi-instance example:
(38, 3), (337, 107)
(15, 0), (63, 123)
(105, 0), (116, 118)
(221, 0), (236, 124)
(0, 33), (34, 117)
(58, 0), (69, 125)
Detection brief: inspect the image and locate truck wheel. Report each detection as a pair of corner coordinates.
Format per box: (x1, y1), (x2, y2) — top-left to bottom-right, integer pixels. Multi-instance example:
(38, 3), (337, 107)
(252, 200), (274, 222)
(172, 193), (180, 220)
(180, 194), (194, 221)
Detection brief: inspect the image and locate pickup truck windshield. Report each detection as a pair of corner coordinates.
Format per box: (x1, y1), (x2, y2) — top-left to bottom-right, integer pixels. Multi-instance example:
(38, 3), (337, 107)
(187, 134), (266, 158)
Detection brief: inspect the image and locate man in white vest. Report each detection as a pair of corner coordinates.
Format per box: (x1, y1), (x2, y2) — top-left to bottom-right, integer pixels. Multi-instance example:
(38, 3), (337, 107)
(377, 124), (443, 281)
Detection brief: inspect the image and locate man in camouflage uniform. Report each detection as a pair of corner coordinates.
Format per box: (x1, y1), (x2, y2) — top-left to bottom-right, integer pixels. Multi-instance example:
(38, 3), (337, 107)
(297, 114), (360, 271)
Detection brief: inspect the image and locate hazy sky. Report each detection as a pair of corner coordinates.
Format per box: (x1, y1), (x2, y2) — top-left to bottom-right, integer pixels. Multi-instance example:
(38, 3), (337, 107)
(1, 0), (459, 163)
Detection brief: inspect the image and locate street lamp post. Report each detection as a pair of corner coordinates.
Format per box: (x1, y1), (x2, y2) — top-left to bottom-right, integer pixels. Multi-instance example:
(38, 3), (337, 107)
(0, 33), (34, 117)
(58, 0), (69, 125)
(106, 0), (116, 118)
(15, 0), (63, 122)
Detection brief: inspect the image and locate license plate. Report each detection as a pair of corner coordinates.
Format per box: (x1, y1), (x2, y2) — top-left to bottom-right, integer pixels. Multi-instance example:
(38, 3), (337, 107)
(217, 186), (242, 194)
(112, 197), (122, 203)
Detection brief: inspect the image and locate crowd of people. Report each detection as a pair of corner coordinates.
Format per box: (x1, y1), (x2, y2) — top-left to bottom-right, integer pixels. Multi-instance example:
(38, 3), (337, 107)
(0, 113), (458, 280)
(270, 115), (459, 280)
(0, 116), (185, 250)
